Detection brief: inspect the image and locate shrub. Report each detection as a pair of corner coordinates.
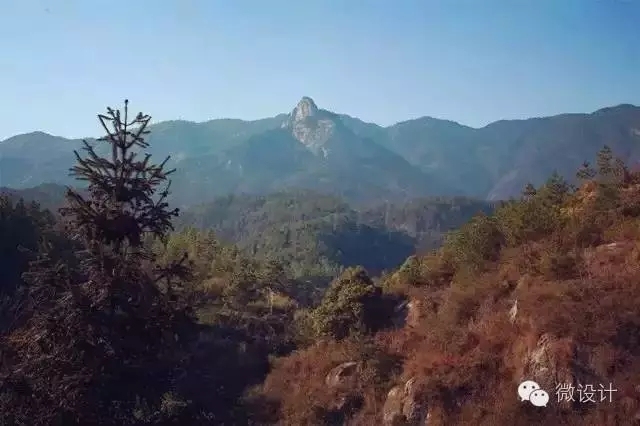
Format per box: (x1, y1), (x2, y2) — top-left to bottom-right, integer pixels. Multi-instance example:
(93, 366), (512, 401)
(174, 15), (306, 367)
(311, 267), (392, 340)
(443, 213), (504, 272)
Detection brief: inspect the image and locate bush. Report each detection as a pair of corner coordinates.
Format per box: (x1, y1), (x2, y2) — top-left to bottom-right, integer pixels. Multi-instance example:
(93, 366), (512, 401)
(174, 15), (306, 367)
(443, 213), (504, 272)
(538, 242), (580, 280)
(311, 267), (393, 340)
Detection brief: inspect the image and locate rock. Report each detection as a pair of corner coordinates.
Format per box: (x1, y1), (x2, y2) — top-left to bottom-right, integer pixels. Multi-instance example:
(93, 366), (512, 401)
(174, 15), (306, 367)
(325, 361), (359, 388)
(407, 300), (422, 328)
(391, 299), (423, 329)
(382, 377), (429, 425)
(508, 299), (518, 323)
(291, 96), (319, 121)
(402, 377), (427, 423)
(522, 333), (603, 409)
(283, 96), (336, 157)
(383, 386), (405, 425)
(392, 300), (410, 328)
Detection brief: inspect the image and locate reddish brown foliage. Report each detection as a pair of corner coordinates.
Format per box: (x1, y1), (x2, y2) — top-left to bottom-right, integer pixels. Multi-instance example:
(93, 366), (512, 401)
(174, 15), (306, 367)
(260, 173), (640, 425)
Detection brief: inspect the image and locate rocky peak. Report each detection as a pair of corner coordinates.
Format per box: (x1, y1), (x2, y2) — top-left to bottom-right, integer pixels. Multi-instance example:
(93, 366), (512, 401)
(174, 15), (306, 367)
(282, 96), (337, 157)
(291, 96), (319, 122)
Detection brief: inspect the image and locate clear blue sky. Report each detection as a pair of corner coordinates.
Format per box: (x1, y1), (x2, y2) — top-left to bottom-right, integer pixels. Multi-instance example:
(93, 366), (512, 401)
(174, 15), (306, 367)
(1, 0), (639, 140)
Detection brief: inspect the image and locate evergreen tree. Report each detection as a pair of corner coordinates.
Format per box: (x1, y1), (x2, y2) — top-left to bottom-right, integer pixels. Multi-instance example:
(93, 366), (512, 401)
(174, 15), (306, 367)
(593, 146), (626, 209)
(521, 183), (537, 200)
(0, 101), (196, 425)
(540, 171), (571, 205)
(614, 156), (630, 184)
(597, 145), (615, 183)
(576, 160), (597, 182)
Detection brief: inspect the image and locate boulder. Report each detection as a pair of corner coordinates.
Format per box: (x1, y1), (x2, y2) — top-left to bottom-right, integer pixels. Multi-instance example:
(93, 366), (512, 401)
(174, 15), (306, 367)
(325, 361), (359, 388)
(383, 377), (430, 425)
(521, 333), (604, 409)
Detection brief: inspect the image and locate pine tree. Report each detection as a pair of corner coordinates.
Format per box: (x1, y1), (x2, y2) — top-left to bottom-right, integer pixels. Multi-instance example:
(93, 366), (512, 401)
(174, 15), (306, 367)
(614, 156), (630, 184)
(521, 183), (537, 200)
(596, 145), (615, 182)
(594, 145), (625, 210)
(62, 100), (179, 265)
(576, 160), (596, 181)
(1, 101), (196, 425)
(541, 171), (571, 205)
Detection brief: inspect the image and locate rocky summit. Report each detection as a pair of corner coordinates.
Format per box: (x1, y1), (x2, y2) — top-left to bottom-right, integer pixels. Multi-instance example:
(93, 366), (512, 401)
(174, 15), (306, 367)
(283, 96), (337, 157)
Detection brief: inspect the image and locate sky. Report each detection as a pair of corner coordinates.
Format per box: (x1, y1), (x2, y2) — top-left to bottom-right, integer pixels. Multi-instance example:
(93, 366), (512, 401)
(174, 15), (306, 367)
(0, 0), (639, 140)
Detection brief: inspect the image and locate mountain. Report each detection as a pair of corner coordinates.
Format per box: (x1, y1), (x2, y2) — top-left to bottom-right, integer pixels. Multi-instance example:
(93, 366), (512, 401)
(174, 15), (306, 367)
(0, 183), (70, 212)
(2, 99), (640, 204)
(167, 97), (446, 206)
(370, 104), (640, 199)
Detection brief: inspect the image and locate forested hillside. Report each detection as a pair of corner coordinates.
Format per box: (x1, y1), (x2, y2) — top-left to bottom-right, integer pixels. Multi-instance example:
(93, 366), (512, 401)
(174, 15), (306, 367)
(257, 145), (640, 425)
(177, 192), (494, 284)
(1, 102), (639, 425)
(2, 186), (494, 289)
(2, 98), (640, 204)
(0, 183), (70, 212)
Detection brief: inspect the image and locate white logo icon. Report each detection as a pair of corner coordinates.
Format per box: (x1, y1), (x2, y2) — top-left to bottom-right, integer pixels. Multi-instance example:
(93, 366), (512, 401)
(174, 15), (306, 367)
(529, 389), (550, 407)
(518, 380), (540, 401)
(518, 380), (549, 407)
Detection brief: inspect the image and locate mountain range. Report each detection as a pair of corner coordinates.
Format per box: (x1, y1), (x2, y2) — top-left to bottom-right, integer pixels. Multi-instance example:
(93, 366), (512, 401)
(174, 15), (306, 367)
(2, 98), (640, 206)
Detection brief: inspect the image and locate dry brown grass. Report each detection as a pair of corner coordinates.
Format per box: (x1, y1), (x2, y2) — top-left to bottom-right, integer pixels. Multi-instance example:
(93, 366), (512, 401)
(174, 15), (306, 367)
(260, 338), (403, 425)
(260, 177), (640, 425)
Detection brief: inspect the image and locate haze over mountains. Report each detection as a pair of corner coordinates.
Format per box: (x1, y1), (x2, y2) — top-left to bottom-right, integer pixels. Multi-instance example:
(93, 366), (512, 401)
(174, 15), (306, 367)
(2, 97), (640, 206)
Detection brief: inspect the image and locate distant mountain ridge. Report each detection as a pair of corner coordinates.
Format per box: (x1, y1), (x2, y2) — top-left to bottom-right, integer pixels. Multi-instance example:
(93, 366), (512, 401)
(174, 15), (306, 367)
(2, 99), (640, 205)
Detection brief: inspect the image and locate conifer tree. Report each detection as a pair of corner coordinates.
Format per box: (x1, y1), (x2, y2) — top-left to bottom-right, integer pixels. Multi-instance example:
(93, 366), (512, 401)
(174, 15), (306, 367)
(1, 101), (195, 425)
(597, 145), (615, 183)
(521, 182), (537, 200)
(541, 171), (571, 205)
(576, 160), (597, 182)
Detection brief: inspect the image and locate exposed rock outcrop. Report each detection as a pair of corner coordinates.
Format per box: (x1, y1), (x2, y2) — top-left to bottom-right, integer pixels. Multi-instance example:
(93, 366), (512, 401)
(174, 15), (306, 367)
(383, 377), (430, 425)
(407, 300), (422, 328)
(282, 96), (337, 157)
(392, 299), (424, 329)
(325, 361), (360, 388)
(520, 333), (606, 409)
(509, 299), (518, 323)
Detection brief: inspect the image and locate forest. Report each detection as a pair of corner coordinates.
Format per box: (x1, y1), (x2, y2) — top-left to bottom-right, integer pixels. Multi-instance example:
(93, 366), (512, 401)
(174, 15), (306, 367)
(1, 102), (639, 425)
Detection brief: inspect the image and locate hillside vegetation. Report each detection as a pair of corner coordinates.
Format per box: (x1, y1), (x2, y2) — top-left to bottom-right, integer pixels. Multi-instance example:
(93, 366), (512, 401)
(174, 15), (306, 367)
(257, 145), (640, 425)
(176, 191), (494, 286)
(2, 185), (493, 291)
(1, 102), (639, 425)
